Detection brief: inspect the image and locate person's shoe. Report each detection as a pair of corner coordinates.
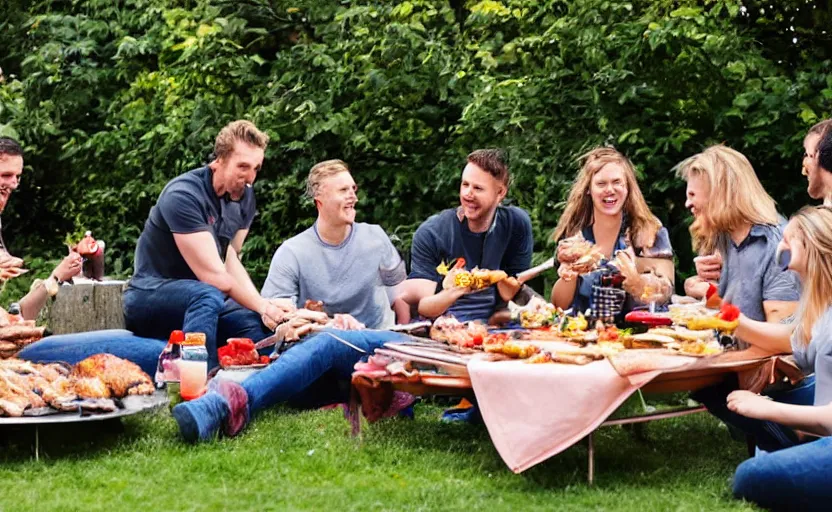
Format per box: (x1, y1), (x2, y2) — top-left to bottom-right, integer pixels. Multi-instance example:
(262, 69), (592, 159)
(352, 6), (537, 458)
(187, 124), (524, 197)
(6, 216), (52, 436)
(171, 380), (249, 442)
(172, 392), (229, 443)
(209, 379), (249, 438)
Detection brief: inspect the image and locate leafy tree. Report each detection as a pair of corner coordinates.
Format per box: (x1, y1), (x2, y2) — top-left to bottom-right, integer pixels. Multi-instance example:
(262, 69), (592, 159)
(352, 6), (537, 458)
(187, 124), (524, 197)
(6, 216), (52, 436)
(0, 0), (830, 304)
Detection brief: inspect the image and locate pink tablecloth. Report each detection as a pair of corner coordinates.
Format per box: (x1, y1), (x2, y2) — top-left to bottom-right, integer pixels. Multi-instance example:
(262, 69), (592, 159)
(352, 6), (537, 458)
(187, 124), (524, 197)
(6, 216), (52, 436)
(467, 346), (776, 473)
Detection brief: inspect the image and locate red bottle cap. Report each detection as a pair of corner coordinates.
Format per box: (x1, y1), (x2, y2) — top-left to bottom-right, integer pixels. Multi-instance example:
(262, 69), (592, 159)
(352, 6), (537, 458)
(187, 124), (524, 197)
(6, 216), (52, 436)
(169, 330), (185, 344)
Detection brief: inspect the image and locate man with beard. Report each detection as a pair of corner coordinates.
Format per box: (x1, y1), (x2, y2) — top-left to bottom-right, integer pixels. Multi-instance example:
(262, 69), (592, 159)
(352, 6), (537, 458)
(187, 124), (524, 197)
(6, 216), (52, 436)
(399, 149), (533, 323)
(122, 120), (293, 368)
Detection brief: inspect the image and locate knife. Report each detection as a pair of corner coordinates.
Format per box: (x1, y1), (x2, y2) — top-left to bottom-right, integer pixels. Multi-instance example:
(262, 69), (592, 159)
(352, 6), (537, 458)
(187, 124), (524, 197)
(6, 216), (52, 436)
(516, 257), (555, 284)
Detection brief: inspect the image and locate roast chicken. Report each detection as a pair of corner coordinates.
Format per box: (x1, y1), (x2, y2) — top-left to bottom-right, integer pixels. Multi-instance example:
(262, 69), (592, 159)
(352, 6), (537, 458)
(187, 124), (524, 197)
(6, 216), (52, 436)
(0, 354), (154, 417)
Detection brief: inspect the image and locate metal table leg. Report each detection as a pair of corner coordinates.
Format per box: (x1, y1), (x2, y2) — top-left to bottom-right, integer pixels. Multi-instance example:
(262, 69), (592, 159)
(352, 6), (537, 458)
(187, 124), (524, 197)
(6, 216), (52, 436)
(587, 432), (595, 486)
(34, 425), (39, 462)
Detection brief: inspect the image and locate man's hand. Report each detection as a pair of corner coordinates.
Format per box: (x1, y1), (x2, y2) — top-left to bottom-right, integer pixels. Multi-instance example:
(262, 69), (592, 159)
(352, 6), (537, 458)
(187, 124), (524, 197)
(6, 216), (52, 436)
(0, 253), (26, 281)
(694, 253), (722, 282)
(331, 313), (365, 330)
(260, 301), (291, 331)
(52, 252), (83, 282)
(442, 268), (478, 295)
(268, 297), (296, 315)
(727, 390), (777, 420)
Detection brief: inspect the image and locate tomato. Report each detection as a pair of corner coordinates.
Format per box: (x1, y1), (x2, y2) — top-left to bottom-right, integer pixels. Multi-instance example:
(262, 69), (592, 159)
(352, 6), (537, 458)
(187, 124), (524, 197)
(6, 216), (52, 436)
(471, 333), (484, 346)
(719, 303), (740, 322)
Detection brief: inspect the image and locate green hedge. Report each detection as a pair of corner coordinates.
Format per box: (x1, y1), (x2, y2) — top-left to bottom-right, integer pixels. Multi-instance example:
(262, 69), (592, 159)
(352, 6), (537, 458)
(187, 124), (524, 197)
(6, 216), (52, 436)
(1, 0), (831, 303)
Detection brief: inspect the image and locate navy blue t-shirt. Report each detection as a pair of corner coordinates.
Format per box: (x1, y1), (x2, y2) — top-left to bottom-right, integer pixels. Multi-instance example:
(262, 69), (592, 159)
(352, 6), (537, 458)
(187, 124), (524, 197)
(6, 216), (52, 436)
(130, 166), (256, 289)
(408, 205), (533, 322)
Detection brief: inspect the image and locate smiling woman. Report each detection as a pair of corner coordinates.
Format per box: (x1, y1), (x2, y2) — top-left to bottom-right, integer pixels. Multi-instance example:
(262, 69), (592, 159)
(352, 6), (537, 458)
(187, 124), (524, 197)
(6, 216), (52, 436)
(550, 147), (674, 321)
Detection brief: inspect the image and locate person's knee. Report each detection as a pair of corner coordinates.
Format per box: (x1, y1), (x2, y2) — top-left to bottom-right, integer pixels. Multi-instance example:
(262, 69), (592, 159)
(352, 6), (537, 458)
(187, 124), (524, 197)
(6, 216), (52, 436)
(191, 284), (226, 312)
(732, 457), (764, 501)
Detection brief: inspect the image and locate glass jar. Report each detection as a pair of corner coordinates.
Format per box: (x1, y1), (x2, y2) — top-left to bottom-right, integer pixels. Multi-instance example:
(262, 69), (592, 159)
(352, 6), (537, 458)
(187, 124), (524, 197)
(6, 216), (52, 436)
(179, 332), (208, 401)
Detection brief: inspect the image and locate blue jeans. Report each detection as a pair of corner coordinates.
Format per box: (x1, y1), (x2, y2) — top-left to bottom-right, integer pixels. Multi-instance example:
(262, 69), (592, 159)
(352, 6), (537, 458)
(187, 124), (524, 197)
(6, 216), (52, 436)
(241, 329), (406, 415)
(17, 329), (167, 376)
(733, 435), (832, 510)
(692, 374), (816, 452)
(124, 282), (268, 368)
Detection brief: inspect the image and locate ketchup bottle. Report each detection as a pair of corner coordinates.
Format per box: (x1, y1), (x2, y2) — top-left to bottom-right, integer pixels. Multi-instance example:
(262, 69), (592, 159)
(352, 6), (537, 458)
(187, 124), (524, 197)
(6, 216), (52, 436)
(77, 231), (105, 280)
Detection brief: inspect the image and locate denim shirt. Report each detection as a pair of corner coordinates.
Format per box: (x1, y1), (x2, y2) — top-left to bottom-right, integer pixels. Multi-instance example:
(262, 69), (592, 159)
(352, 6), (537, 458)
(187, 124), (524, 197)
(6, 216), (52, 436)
(717, 223), (800, 323)
(568, 224), (673, 317)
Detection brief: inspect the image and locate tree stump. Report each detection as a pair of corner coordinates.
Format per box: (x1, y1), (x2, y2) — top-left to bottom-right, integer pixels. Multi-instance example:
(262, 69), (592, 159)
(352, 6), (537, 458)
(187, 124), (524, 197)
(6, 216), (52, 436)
(47, 280), (127, 334)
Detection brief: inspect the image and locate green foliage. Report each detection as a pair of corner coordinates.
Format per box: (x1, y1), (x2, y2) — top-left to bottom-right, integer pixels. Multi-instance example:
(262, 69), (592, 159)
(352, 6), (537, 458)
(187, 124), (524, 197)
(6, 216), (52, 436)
(1, 0), (831, 291)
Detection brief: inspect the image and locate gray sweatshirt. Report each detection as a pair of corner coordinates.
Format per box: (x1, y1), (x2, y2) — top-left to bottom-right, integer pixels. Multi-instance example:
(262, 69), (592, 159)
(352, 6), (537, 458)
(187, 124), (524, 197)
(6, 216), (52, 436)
(261, 222), (405, 329)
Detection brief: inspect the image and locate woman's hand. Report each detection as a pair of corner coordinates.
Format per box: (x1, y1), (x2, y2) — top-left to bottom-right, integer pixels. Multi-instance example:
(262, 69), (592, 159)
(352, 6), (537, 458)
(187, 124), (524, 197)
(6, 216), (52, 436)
(51, 252), (83, 282)
(694, 253), (722, 282)
(727, 390), (777, 420)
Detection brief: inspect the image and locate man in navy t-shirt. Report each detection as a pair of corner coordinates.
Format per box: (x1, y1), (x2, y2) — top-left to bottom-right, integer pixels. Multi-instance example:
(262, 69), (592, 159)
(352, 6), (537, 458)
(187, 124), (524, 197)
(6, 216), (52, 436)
(123, 121), (294, 367)
(400, 149), (533, 323)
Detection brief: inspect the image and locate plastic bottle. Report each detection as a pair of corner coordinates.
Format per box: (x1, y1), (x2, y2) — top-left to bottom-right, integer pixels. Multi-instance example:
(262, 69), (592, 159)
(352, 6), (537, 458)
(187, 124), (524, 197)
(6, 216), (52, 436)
(179, 332), (208, 401)
(158, 330), (185, 406)
(77, 231), (105, 280)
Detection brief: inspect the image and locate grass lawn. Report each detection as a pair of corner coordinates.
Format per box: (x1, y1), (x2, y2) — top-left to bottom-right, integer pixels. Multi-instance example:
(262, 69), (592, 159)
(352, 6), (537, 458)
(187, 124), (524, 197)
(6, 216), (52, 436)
(0, 401), (758, 511)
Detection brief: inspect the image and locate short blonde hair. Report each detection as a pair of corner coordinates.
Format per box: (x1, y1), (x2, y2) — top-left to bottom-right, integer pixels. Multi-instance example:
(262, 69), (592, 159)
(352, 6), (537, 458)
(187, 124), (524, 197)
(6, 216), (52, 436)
(306, 159), (350, 198)
(214, 120), (269, 160)
(808, 119), (832, 140)
(675, 145), (779, 255)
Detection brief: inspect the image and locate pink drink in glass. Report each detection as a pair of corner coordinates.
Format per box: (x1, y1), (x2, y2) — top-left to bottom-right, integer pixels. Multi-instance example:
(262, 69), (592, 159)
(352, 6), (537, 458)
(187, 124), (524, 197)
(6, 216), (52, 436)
(178, 360), (207, 401)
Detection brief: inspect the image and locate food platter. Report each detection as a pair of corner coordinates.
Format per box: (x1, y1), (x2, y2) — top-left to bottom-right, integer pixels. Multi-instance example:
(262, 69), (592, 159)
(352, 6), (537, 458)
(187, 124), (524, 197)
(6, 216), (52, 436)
(0, 390), (168, 425)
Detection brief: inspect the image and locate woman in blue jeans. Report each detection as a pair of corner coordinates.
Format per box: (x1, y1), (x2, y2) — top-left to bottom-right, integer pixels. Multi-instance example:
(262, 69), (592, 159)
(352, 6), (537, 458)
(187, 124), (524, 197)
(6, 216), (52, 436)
(722, 206), (832, 510)
(172, 328), (405, 442)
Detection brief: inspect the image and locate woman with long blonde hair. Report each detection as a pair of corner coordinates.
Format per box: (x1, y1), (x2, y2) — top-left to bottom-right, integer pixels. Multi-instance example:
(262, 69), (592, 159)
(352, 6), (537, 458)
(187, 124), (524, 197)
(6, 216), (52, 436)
(550, 147), (674, 321)
(722, 206), (832, 509)
(677, 145), (799, 324)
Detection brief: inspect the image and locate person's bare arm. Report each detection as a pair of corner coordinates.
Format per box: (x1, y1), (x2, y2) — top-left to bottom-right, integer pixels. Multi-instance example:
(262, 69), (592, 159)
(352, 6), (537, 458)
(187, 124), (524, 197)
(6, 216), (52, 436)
(19, 252), (83, 320)
(734, 313), (795, 353)
(551, 278), (578, 310)
(418, 286), (467, 319)
(496, 277), (521, 302)
(174, 231), (265, 315)
(764, 300), (798, 323)
(728, 391), (832, 437)
(395, 279), (435, 309)
(224, 229), (262, 303)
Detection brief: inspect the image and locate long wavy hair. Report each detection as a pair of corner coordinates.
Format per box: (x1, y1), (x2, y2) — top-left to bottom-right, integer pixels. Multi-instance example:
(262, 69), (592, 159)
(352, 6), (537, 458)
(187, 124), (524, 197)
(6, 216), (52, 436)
(675, 145), (779, 255)
(789, 206), (832, 346)
(553, 147), (661, 249)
